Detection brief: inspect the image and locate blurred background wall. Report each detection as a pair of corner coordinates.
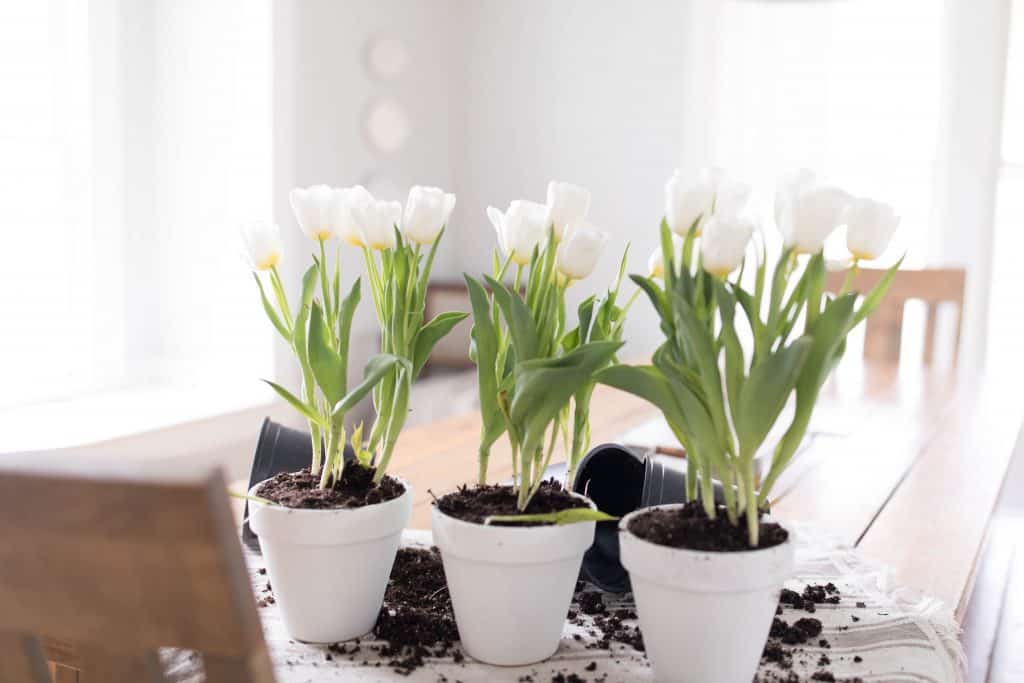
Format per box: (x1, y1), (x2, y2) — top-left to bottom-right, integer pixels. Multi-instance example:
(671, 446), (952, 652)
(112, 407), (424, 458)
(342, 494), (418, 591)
(1, 0), (1022, 480)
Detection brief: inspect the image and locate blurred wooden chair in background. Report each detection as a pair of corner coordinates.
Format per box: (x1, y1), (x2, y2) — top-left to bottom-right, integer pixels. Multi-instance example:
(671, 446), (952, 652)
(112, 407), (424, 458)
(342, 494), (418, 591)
(0, 465), (273, 682)
(826, 266), (966, 367)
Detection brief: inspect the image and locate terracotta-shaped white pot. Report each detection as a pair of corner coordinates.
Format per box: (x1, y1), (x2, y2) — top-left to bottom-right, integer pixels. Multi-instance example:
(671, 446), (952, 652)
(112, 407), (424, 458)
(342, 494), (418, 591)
(619, 504), (794, 683)
(431, 496), (596, 666)
(248, 478), (411, 643)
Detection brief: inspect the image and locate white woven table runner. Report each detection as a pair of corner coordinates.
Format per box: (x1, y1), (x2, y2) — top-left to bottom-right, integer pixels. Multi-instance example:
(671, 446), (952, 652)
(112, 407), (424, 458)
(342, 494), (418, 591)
(164, 524), (963, 682)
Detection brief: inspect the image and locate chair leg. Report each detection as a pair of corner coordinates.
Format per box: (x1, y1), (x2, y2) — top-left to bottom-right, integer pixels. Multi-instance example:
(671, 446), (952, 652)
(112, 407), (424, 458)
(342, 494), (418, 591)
(77, 647), (165, 683)
(52, 663), (79, 683)
(0, 631), (50, 683)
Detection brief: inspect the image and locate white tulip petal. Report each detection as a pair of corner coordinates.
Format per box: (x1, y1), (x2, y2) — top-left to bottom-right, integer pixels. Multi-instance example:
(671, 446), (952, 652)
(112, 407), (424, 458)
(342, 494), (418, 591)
(241, 220), (284, 271)
(556, 218), (607, 280)
(546, 181), (590, 240)
(845, 197), (899, 261)
(701, 215), (753, 277)
(290, 184), (336, 241)
(332, 185), (374, 247)
(403, 185), (456, 246)
(354, 199), (402, 250)
(665, 167), (750, 236)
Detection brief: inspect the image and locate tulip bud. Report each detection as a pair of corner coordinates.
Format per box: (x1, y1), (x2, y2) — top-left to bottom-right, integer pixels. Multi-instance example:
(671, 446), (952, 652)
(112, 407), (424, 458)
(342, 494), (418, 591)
(332, 185), (374, 247)
(665, 168), (750, 237)
(353, 199), (403, 251)
(487, 200), (548, 265)
(775, 170), (851, 254)
(402, 186), (456, 246)
(546, 181), (591, 240)
(240, 220), (283, 271)
(289, 184), (337, 241)
(556, 219), (608, 281)
(844, 197), (899, 261)
(701, 215), (753, 278)
(648, 246), (665, 279)
(647, 235), (684, 279)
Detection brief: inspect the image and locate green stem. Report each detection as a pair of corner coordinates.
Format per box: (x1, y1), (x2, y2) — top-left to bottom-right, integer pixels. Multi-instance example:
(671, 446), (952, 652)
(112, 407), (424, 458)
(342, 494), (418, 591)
(743, 465), (759, 547)
(269, 266), (293, 330)
(840, 259), (861, 295)
(478, 446), (490, 485)
(318, 240), (333, 331)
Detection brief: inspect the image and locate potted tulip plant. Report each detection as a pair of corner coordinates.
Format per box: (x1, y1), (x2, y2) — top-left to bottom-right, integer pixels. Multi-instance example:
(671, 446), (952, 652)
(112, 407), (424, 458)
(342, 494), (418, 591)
(431, 182), (627, 666)
(242, 184), (464, 643)
(599, 168), (901, 682)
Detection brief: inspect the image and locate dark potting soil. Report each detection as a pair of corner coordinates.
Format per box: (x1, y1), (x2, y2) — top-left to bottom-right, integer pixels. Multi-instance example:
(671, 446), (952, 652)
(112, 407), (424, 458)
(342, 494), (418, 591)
(255, 464), (404, 509)
(756, 582), (866, 683)
(374, 547), (459, 647)
(627, 500), (789, 551)
(434, 479), (587, 526)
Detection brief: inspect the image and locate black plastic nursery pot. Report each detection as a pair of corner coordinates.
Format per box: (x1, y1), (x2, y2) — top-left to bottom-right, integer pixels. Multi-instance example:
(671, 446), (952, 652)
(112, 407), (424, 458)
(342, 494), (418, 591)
(242, 418), (355, 550)
(572, 442), (720, 592)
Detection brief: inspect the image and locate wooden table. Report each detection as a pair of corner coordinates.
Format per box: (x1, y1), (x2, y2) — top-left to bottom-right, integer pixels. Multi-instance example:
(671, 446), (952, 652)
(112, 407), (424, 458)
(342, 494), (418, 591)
(388, 360), (1022, 623)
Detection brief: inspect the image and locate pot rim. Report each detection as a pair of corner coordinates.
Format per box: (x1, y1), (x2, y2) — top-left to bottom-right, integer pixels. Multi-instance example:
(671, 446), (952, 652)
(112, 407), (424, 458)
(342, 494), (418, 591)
(248, 472), (412, 517)
(618, 502), (792, 557)
(431, 489), (597, 534)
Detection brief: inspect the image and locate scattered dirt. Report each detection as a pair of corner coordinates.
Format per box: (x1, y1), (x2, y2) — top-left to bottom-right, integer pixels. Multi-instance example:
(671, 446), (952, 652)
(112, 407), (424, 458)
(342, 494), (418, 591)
(627, 501), (789, 551)
(375, 547), (459, 647)
(756, 582), (866, 683)
(255, 465), (404, 509)
(435, 480), (587, 525)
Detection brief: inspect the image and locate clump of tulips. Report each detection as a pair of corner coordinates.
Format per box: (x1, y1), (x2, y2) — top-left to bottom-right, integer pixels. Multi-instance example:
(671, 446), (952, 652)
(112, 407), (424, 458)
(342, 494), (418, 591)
(241, 184), (465, 487)
(467, 181), (632, 511)
(601, 168), (901, 545)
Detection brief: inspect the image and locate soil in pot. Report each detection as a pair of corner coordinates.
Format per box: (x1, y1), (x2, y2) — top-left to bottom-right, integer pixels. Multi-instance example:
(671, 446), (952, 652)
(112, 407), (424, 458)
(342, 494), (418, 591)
(434, 479), (586, 525)
(255, 463), (405, 509)
(627, 500), (788, 551)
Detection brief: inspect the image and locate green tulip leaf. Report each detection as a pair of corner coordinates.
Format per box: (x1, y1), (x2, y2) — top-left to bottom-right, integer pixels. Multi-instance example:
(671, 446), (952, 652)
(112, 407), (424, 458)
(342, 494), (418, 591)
(262, 379), (326, 428)
(484, 508), (618, 526)
(412, 310), (470, 378)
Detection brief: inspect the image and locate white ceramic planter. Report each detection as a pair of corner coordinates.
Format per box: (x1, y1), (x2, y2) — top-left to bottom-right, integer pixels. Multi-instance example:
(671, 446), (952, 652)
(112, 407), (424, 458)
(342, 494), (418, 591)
(619, 504), (794, 683)
(431, 495), (596, 666)
(248, 477), (411, 643)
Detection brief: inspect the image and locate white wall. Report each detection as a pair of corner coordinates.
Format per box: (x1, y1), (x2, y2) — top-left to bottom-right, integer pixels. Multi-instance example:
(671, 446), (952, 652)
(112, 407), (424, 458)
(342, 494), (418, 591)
(451, 0), (688, 355)
(273, 0), (690, 399)
(272, 0), (460, 420)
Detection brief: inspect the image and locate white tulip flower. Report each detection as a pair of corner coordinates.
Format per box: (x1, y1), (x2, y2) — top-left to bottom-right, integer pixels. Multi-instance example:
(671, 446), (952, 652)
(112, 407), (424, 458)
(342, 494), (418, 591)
(556, 219), (608, 281)
(701, 214), (754, 278)
(647, 235), (684, 279)
(332, 185), (374, 247)
(546, 181), (591, 240)
(775, 170), (851, 254)
(844, 197), (900, 261)
(487, 200), (548, 265)
(289, 184), (338, 241)
(402, 186), (456, 246)
(241, 220), (283, 271)
(664, 168), (751, 236)
(352, 199), (403, 251)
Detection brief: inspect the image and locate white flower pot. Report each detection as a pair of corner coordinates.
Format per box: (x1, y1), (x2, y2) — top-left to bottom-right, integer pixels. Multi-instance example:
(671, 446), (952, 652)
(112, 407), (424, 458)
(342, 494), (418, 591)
(248, 477), (411, 643)
(431, 496), (596, 666)
(619, 504), (794, 683)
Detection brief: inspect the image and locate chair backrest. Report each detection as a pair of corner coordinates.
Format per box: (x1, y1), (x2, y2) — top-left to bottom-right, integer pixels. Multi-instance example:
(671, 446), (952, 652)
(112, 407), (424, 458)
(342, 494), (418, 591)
(825, 266), (966, 366)
(0, 463), (274, 683)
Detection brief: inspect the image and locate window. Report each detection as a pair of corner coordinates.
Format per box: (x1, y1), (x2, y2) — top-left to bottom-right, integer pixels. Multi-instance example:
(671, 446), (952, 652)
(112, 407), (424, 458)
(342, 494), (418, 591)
(0, 0), (273, 449)
(988, 0), (1024, 378)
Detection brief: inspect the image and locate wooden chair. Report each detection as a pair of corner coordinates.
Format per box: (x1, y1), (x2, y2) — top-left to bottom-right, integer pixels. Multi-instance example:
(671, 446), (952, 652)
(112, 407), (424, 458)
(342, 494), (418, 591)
(826, 266), (966, 366)
(0, 463), (274, 682)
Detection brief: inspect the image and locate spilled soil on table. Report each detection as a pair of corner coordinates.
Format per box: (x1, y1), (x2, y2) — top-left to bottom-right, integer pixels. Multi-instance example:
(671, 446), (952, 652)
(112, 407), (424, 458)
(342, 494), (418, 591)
(627, 500), (789, 551)
(434, 479), (587, 525)
(255, 464), (404, 509)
